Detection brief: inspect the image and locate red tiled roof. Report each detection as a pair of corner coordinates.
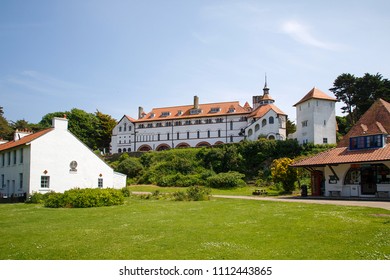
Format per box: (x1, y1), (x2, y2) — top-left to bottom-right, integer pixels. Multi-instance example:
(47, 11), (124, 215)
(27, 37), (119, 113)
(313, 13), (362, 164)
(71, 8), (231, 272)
(291, 98), (390, 167)
(338, 99), (390, 147)
(294, 87), (336, 107)
(0, 128), (53, 152)
(134, 101), (249, 122)
(291, 145), (390, 167)
(249, 103), (286, 118)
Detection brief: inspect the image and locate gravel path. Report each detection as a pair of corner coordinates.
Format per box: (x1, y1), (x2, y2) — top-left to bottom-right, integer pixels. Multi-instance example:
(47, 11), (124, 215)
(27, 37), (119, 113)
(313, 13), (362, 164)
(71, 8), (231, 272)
(213, 195), (390, 211)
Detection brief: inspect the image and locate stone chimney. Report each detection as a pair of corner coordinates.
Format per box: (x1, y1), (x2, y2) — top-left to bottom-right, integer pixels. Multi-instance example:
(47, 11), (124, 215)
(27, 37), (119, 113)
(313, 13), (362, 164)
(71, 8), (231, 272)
(194, 95), (199, 109)
(14, 129), (33, 141)
(138, 107), (145, 119)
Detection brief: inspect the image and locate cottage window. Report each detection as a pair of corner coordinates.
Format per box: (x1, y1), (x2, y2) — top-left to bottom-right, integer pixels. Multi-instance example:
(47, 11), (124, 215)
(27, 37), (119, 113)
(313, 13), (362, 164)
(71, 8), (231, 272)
(98, 178), (103, 188)
(40, 176), (50, 188)
(269, 116), (274, 124)
(19, 173), (23, 189)
(255, 124), (260, 131)
(20, 148), (23, 164)
(262, 119), (267, 127)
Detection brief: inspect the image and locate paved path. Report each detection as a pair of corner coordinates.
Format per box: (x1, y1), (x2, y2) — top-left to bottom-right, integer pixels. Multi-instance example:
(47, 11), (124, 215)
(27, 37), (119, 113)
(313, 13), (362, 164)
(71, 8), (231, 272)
(213, 195), (390, 211)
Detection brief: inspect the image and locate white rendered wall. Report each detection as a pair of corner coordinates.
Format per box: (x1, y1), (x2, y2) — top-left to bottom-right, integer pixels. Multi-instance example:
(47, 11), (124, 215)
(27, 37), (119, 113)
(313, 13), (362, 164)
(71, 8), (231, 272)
(29, 118), (125, 193)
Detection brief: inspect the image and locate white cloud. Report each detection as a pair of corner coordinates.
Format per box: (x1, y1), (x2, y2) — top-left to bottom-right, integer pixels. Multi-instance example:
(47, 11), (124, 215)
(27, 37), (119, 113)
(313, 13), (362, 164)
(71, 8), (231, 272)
(281, 20), (343, 51)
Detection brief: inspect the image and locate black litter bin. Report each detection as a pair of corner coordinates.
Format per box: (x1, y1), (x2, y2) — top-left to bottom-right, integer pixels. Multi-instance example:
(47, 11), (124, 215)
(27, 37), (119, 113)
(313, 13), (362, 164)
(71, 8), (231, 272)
(301, 185), (308, 197)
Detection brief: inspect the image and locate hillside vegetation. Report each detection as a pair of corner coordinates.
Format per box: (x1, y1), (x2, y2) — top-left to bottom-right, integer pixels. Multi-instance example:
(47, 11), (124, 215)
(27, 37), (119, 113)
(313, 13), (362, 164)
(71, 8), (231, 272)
(108, 139), (334, 192)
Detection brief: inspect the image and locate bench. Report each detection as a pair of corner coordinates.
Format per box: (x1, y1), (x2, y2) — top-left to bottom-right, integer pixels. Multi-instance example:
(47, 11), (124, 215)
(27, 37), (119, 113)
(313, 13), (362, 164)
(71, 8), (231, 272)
(377, 191), (390, 198)
(252, 189), (268, 196)
(329, 190), (341, 197)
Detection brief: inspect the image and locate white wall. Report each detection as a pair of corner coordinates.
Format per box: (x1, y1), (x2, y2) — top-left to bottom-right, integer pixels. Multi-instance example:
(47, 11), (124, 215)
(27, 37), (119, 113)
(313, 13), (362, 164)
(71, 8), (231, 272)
(29, 118), (126, 193)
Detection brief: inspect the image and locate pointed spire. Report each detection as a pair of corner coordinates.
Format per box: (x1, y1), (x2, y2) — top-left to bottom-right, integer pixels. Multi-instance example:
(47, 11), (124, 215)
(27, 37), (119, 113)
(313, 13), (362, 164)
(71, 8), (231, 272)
(263, 73), (269, 94)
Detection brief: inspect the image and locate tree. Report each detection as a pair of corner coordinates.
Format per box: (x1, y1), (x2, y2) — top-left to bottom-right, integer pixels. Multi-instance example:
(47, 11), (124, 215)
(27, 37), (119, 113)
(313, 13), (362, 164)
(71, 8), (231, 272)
(330, 73), (390, 126)
(0, 106), (13, 140)
(286, 117), (296, 136)
(95, 110), (117, 152)
(271, 157), (298, 193)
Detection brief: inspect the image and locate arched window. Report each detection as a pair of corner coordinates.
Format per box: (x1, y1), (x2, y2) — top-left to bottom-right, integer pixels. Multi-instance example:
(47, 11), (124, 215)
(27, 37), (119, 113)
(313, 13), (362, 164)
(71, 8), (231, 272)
(269, 116), (274, 124)
(123, 148), (127, 152)
(344, 167), (361, 185)
(255, 124), (260, 132)
(118, 148), (122, 153)
(218, 130), (221, 137)
(248, 129), (253, 137)
(207, 130), (211, 138)
(124, 123), (127, 131)
(262, 119), (267, 127)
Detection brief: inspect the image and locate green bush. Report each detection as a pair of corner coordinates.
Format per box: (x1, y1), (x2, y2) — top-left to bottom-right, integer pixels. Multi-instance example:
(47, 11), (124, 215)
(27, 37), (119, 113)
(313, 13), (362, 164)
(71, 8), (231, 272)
(173, 186), (211, 201)
(43, 188), (124, 208)
(206, 171), (246, 189)
(25, 192), (46, 204)
(121, 186), (132, 197)
(44, 192), (67, 208)
(116, 157), (144, 179)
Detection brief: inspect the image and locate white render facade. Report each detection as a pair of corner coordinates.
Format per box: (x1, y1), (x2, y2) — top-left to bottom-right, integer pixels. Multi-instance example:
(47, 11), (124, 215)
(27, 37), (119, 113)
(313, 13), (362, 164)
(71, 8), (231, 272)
(292, 87), (337, 145)
(110, 87), (287, 153)
(0, 117), (126, 197)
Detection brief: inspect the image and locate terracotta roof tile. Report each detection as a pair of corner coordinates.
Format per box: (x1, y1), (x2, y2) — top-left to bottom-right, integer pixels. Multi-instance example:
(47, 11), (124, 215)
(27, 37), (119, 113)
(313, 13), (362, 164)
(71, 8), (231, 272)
(0, 128), (53, 152)
(291, 145), (390, 167)
(134, 101), (249, 122)
(249, 104), (286, 118)
(338, 99), (390, 147)
(291, 98), (390, 168)
(294, 87), (336, 107)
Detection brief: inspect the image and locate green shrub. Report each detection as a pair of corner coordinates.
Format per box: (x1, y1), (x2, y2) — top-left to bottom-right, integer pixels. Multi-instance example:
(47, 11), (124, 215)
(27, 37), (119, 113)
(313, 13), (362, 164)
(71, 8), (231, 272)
(116, 157), (144, 179)
(25, 192), (46, 204)
(173, 186), (211, 201)
(43, 188), (124, 208)
(44, 192), (67, 208)
(186, 186), (211, 201)
(121, 186), (132, 197)
(206, 171), (246, 189)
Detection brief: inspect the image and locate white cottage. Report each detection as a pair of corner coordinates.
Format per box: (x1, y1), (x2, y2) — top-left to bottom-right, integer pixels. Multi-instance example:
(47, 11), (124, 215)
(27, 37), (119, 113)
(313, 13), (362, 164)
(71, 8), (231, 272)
(292, 99), (390, 198)
(0, 117), (126, 198)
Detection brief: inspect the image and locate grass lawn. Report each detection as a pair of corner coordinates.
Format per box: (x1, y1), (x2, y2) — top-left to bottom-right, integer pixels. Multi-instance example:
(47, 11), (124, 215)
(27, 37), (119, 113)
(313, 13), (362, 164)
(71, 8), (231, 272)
(127, 184), (282, 196)
(1, 197), (389, 260)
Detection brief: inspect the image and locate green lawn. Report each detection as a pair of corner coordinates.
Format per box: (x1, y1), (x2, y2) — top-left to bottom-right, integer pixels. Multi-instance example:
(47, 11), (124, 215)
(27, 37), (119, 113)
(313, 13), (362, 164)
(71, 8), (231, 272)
(127, 184), (280, 196)
(1, 197), (389, 260)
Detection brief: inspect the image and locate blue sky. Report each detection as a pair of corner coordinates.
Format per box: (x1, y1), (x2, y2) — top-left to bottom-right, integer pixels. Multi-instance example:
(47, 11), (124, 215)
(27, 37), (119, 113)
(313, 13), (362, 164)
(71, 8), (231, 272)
(1, 0), (389, 124)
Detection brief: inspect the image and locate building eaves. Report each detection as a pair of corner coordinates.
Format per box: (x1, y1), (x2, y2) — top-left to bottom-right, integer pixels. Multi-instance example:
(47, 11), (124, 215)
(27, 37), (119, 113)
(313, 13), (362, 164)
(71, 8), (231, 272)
(0, 128), (53, 152)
